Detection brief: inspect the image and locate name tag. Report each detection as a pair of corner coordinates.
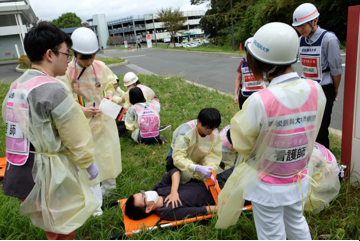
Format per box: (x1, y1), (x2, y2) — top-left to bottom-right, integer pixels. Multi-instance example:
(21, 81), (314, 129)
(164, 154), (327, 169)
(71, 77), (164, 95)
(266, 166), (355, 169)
(5, 121), (24, 139)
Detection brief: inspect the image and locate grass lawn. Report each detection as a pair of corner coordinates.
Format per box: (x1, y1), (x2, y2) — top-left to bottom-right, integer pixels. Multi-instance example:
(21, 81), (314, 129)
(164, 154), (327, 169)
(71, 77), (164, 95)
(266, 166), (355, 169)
(0, 75), (359, 239)
(153, 43), (246, 54)
(95, 57), (126, 65)
(0, 58), (18, 62)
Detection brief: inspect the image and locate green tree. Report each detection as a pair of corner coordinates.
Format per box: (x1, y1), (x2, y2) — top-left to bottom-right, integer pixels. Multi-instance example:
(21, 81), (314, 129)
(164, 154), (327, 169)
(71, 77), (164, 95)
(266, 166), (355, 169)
(195, 0), (357, 47)
(51, 12), (82, 29)
(318, 0), (359, 43)
(157, 8), (187, 47)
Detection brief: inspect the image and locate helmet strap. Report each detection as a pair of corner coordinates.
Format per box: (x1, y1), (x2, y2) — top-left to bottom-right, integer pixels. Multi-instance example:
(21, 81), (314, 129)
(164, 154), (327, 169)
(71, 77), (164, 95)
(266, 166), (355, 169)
(267, 66), (277, 74)
(307, 21), (315, 38)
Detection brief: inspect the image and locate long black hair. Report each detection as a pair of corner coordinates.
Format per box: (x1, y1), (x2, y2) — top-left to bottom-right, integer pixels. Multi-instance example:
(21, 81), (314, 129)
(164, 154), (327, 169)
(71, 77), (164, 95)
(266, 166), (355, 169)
(129, 87), (146, 105)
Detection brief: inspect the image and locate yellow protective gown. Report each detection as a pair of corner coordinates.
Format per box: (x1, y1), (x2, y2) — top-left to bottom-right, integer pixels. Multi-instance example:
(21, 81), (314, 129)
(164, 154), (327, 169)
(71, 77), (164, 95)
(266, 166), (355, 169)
(123, 84), (160, 111)
(305, 142), (341, 213)
(113, 86), (125, 106)
(2, 69), (99, 234)
(171, 120), (222, 183)
(216, 74), (326, 229)
(59, 59), (122, 187)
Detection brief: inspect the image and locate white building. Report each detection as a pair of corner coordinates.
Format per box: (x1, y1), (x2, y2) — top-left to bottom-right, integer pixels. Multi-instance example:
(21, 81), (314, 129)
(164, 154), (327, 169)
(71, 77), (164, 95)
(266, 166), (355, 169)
(0, 0), (37, 60)
(107, 10), (205, 44)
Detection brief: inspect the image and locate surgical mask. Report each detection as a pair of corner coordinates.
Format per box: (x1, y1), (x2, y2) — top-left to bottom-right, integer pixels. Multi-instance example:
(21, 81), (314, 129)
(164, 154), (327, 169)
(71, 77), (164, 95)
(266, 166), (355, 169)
(145, 191), (159, 205)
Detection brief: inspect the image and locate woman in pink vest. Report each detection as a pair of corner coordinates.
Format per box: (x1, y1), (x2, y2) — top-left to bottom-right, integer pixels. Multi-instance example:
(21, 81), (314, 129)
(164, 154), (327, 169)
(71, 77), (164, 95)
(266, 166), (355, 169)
(125, 87), (166, 144)
(216, 22), (326, 240)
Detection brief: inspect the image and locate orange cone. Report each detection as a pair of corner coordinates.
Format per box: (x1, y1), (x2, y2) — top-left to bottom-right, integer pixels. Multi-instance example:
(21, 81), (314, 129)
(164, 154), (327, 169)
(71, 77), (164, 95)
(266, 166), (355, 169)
(239, 43), (243, 51)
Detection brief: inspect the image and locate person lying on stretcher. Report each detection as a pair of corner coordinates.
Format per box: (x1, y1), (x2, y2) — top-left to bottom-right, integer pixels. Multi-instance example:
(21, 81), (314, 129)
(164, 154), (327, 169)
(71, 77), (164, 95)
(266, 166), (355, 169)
(125, 168), (234, 221)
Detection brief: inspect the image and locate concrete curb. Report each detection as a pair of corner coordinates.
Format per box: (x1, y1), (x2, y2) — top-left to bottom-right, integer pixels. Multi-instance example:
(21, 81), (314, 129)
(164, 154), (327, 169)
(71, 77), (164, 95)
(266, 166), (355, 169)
(15, 64), (27, 73)
(107, 60), (128, 67)
(14, 60), (128, 73)
(152, 48), (246, 58)
(329, 127), (342, 139)
(0, 60), (18, 66)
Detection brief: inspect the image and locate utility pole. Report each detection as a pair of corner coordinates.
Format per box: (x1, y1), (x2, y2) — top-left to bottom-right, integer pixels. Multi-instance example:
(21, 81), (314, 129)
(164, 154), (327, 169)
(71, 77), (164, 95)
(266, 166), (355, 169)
(230, 0), (235, 52)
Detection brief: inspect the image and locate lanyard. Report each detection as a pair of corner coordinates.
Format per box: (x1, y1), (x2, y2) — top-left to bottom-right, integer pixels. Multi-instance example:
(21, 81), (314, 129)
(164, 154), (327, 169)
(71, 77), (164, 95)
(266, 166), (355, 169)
(71, 58), (101, 89)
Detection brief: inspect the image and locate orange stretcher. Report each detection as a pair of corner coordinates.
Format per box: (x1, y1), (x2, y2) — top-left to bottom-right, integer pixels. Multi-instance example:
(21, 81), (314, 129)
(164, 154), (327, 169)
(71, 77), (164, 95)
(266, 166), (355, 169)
(110, 170), (252, 239)
(0, 157), (7, 178)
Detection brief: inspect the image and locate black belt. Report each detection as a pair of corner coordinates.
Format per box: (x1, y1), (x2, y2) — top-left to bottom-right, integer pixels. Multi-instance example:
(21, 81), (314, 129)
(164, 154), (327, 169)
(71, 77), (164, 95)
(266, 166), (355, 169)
(322, 67), (330, 73)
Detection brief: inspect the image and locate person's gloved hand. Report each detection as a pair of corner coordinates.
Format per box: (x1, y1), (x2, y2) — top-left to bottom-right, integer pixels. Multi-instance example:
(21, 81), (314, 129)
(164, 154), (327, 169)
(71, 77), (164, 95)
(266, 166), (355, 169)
(195, 165), (215, 178)
(210, 174), (219, 190)
(86, 163), (99, 180)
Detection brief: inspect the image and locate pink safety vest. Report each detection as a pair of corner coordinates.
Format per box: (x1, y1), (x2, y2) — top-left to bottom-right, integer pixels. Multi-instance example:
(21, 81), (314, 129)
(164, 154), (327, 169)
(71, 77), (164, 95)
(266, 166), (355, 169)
(5, 75), (57, 166)
(132, 103), (160, 138)
(257, 79), (319, 184)
(220, 125), (232, 149)
(138, 84), (160, 110)
(186, 120), (197, 129)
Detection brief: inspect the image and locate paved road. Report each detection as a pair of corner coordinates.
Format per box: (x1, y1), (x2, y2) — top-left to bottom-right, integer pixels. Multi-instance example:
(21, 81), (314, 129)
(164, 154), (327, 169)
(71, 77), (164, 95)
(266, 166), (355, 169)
(104, 48), (346, 131)
(0, 49), (346, 130)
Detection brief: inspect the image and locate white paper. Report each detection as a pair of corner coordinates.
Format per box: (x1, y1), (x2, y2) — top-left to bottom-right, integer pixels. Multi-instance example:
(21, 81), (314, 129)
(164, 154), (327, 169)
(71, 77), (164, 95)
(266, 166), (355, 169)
(99, 98), (122, 119)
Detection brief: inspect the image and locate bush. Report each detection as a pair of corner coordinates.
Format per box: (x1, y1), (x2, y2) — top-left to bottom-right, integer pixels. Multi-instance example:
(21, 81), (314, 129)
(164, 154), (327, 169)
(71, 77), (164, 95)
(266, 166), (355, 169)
(18, 55), (31, 69)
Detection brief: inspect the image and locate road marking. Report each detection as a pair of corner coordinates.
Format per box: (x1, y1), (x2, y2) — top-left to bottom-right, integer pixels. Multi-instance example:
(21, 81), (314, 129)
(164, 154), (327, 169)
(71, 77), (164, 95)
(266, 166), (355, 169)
(126, 64), (156, 75)
(123, 55), (146, 58)
(341, 53), (346, 56)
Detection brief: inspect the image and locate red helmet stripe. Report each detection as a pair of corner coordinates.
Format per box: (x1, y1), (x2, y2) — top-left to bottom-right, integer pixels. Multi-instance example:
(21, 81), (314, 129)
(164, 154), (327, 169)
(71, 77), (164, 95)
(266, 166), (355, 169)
(298, 9), (318, 21)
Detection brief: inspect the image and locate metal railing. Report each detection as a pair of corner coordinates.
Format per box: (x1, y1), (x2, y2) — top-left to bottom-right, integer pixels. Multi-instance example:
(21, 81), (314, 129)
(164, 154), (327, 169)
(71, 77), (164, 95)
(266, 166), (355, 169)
(107, 15), (145, 26)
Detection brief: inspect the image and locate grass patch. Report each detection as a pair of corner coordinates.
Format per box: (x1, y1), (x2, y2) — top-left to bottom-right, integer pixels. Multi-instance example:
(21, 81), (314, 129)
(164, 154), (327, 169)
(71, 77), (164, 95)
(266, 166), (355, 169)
(96, 57), (126, 65)
(0, 75), (359, 239)
(340, 42), (346, 50)
(0, 58), (18, 62)
(116, 47), (127, 50)
(153, 43), (246, 54)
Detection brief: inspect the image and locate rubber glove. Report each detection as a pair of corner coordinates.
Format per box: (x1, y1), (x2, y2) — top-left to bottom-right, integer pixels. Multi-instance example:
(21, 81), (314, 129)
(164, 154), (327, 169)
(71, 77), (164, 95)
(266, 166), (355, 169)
(86, 163), (99, 180)
(195, 165), (215, 178)
(210, 174), (219, 190)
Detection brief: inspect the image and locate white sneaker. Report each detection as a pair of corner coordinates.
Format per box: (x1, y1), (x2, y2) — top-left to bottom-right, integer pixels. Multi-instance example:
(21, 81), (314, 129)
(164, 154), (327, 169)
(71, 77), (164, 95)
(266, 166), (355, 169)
(160, 125), (172, 132)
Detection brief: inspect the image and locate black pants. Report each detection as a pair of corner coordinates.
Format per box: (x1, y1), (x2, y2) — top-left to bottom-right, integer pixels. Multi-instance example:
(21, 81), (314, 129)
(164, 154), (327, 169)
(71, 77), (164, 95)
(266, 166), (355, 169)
(316, 84), (335, 149)
(238, 91), (248, 110)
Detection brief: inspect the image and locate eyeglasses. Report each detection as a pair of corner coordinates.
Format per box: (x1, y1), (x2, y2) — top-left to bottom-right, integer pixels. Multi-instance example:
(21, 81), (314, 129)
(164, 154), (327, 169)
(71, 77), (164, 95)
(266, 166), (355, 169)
(140, 190), (148, 209)
(52, 50), (73, 60)
(204, 126), (216, 132)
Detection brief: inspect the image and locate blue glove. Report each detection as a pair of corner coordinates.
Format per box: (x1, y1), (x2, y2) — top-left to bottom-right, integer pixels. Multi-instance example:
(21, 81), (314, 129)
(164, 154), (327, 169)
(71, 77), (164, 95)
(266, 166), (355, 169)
(195, 165), (215, 178)
(86, 163), (99, 180)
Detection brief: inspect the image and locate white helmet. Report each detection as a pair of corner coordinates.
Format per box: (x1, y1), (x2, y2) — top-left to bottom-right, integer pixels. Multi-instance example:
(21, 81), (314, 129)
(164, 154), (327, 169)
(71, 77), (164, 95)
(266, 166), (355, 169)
(244, 37), (253, 50)
(114, 73), (119, 83)
(123, 72), (138, 87)
(247, 22), (298, 65)
(292, 3), (319, 27)
(71, 27), (99, 55)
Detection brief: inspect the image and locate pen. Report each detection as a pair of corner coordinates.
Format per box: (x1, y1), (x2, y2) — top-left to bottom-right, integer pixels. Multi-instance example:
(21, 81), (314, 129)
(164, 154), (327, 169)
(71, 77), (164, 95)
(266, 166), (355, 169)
(92, 102), (95, 118)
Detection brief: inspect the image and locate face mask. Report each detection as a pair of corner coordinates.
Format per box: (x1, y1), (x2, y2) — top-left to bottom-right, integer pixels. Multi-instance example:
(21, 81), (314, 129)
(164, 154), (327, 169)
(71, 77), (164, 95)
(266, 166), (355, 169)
(145, 191), (159, 205)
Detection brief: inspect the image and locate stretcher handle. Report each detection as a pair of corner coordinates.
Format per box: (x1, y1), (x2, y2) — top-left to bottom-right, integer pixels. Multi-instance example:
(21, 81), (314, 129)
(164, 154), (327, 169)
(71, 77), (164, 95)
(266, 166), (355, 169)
(207, 169), (221, 193)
